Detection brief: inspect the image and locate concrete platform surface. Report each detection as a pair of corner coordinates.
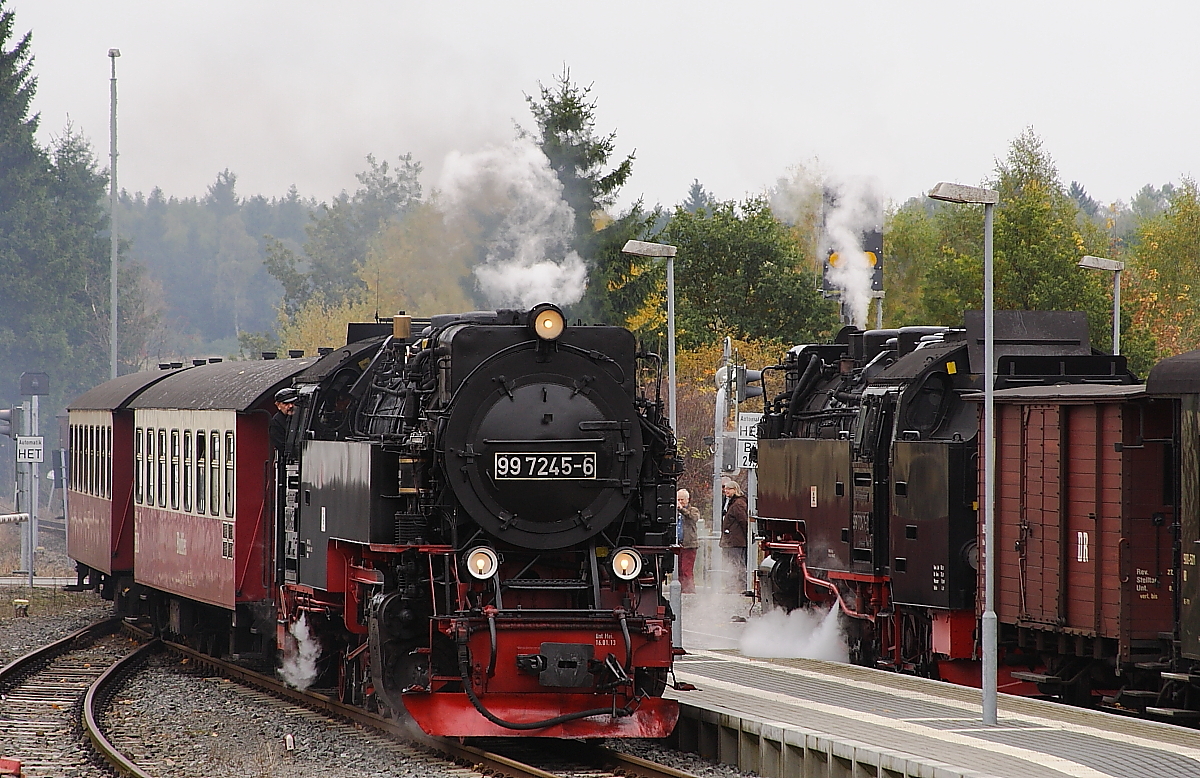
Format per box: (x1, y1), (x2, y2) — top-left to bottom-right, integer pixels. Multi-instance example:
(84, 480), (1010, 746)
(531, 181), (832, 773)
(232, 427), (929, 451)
(667, 649), (1200, 778)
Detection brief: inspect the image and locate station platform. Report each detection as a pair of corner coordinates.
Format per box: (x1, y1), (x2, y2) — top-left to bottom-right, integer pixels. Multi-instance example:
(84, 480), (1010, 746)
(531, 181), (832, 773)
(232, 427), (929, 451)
(669, 589), (1200, 777)
(666, 648), (1200, 778)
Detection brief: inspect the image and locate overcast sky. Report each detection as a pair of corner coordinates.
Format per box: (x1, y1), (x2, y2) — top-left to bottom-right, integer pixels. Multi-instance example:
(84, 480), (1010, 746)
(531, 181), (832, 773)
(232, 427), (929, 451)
(12, 1), (1200, 212)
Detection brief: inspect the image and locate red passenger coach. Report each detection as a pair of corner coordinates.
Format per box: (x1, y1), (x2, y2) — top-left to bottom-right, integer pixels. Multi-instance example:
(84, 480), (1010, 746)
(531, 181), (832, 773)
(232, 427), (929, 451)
(986, 384), (1176, 703)
(121, 359), (313, 637)
(66, 369), (186, 597)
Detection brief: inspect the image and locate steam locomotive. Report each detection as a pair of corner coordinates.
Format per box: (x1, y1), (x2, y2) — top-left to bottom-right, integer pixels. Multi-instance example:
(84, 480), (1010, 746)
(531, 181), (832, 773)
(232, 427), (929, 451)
(66, 304), (682, 737)
(752, 310), (1200, 719)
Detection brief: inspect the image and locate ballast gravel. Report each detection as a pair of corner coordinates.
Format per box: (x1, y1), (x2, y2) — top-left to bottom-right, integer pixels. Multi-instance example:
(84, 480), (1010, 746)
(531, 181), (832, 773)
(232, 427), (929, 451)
(1, 587), (757, 778)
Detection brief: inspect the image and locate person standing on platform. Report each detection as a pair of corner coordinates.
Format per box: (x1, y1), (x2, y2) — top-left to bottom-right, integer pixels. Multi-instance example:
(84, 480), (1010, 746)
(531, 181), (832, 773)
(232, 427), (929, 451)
(676, 488), (701, 593)
(719, 476), (748, 593)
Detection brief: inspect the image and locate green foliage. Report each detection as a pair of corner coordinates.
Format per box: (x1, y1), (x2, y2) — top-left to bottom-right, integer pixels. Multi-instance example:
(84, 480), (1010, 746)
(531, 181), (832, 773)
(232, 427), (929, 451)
(118, 174), (310, 350)
(0, 1), (157, 495)
(663, 196), (837, 348)
(1126, 179), (1200, 368)
(882, 199), (940, 326)
(525, 69), (634, 238)
(265, 153), (422, 316)
(525, 69), (642, 324)
(915, 130), (1116, 344)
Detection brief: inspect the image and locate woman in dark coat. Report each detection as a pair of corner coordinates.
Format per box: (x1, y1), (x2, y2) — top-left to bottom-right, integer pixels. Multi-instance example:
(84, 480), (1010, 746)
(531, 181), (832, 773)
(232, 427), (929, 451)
(719, 477), (748, 592)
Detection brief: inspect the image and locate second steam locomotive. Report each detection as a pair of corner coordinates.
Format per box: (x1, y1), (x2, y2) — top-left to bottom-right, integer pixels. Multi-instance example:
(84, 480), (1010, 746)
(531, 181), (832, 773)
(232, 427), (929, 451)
(752, 310), (1200, 718)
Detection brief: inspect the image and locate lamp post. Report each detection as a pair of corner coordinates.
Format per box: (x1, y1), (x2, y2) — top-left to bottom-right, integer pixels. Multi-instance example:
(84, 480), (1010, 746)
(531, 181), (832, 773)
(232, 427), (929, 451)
(928, 181), (1000, 726)
(108, 47), (121, 380)
(1078, 255), (1124, 356)
(621, 240), (678, 427)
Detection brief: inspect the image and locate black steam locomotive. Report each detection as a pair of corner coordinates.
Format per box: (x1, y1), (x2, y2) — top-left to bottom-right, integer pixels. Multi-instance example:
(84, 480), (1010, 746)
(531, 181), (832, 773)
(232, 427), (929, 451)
(67, 304), (681, 738)
(275, 304), (682, 736)
(747, 311), (1200, 714)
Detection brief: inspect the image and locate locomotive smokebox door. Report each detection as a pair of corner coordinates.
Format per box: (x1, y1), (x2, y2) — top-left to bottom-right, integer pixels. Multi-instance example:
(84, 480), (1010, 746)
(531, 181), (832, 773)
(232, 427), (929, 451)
(439, 325), (642, 550)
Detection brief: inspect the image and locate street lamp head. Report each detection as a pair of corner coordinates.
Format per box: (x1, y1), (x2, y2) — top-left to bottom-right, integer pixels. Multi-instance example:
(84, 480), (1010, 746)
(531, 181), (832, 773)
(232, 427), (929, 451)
(108, 48), (121, 58)
(928, 182), (999, 205)
(621, 239), (677, 258)
(1078, 255), (1125, 272)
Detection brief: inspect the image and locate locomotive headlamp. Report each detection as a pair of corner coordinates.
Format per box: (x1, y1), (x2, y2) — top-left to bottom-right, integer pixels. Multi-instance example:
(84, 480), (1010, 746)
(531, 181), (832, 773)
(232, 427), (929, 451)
(611, 547), (643, 581)
(529, 304), (565, 341)
(465, 546), (500, 580)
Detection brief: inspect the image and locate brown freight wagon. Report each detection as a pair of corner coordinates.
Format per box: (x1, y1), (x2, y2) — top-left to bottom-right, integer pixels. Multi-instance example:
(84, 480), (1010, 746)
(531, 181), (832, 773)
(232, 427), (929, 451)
(984, 383), (1175, 703)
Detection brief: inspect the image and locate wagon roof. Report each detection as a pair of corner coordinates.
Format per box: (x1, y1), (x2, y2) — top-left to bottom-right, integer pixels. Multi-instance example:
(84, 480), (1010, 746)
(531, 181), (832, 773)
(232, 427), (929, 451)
(964, 383), (1146, 403)
(1146, 349), (1200, 396)
(67, 367), (190, 411)
(127, 357), (317, 411)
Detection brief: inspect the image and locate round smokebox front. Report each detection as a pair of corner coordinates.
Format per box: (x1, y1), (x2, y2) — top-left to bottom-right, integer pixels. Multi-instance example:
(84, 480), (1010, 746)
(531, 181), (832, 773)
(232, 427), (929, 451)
(442, 350), (642, 550)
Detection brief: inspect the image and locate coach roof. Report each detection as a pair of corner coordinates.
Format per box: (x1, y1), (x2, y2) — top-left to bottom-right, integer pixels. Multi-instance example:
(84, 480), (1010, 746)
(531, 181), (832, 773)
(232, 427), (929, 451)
(1146, 349), (1200, 396)
(127, 358), (317, 411)
(68, 367), (189, 412)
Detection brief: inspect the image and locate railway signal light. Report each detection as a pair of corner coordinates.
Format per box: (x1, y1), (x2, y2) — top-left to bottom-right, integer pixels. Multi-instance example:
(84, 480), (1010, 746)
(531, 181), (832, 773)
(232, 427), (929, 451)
(0, 407), (12, 439)
(735, 366), (763, 402)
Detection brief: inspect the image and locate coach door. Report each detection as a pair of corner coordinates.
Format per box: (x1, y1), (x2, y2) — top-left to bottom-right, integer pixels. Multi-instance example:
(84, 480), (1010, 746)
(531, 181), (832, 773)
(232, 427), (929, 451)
(1014, 405), (1065, 627)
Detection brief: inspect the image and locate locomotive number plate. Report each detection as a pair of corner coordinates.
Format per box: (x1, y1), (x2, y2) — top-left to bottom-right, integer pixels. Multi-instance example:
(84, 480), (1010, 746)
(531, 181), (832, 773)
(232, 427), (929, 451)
(493, 452), (596, 480)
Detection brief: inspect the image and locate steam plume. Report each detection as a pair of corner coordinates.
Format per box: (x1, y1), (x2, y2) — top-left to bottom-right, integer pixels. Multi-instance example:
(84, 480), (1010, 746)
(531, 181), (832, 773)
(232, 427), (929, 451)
(739, 603), (848, 662)
(278, 614), (321, 690)
(438, 138), (587, 308)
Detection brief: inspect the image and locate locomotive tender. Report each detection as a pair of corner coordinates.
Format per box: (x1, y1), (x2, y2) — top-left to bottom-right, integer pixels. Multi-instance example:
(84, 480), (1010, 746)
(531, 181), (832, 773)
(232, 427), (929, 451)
(752, 310), (1200, 717)
(67, 304), (681, 737)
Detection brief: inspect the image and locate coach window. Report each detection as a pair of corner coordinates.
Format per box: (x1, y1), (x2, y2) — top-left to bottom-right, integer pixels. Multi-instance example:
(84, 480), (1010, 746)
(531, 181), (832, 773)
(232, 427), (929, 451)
(196, 431), (206, 515)
(183, 431), (192, 512)
(70, 425), (76, 492)
(210, 431), (221, 516)
(134, 428), (143, 504)
(224, 431), (235, 517)
(170, 430), (180, 510)
(90, 425), (97, 496)
(145, 428), (155, 506)
(158, 429), (167, 508)
(106, 426), (113, 498)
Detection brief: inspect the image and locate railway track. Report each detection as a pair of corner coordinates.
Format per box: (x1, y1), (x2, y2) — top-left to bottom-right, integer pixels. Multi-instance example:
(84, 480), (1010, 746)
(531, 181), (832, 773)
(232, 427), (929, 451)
(139, 626), (701, 778)
(0, 617), (146, 777)
(3, 617), (700, 778)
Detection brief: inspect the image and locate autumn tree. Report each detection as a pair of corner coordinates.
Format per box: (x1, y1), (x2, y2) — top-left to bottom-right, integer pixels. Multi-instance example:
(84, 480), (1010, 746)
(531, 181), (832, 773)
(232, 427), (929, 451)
(524, 69), (649, 325)
(1125, 179), (1200, 359)
(265, 153), (422, 316)
(663, 196), (836, 348)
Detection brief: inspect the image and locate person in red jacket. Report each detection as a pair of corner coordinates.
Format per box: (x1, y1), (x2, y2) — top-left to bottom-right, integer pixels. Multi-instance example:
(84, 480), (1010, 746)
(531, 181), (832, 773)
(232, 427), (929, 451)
(720, 477), (748, 593)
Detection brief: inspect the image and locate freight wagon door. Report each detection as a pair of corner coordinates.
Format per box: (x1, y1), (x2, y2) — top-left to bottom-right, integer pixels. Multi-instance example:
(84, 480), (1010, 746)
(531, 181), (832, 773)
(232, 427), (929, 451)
(1016, 405), (1064, 627)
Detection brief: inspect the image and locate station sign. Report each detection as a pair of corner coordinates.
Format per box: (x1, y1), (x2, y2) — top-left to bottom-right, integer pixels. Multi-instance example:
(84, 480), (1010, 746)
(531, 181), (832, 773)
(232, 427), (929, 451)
(737, 412), (762, 470)
(16, 436), (44, 463)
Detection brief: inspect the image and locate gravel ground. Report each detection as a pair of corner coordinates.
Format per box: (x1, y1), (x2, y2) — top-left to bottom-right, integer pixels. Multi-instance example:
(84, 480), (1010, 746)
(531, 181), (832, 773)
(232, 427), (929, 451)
(0, 573), (755, 778)
(104, 652), (472, 778)
(607, 738), (760, 777)
(0, 585), (111, 667)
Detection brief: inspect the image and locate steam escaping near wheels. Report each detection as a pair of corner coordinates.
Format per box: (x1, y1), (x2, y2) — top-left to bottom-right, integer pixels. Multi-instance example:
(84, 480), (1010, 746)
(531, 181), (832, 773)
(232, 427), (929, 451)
(279, 615), (321, 690)
(739, 603), (849, 663)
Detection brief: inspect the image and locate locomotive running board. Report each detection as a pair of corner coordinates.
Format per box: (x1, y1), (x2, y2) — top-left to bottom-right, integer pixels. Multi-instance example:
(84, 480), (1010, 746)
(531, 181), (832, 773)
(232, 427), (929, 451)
(403, 694), (679, 738)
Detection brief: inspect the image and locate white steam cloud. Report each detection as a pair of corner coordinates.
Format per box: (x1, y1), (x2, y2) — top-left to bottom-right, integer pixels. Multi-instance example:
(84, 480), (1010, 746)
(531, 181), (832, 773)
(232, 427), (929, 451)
(278, 614), (321, 690)
(438, 138), (587, 309)
(738, 603), (848, 662)
(823, 178), (883, 329)
(772, 168), (883, 329)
